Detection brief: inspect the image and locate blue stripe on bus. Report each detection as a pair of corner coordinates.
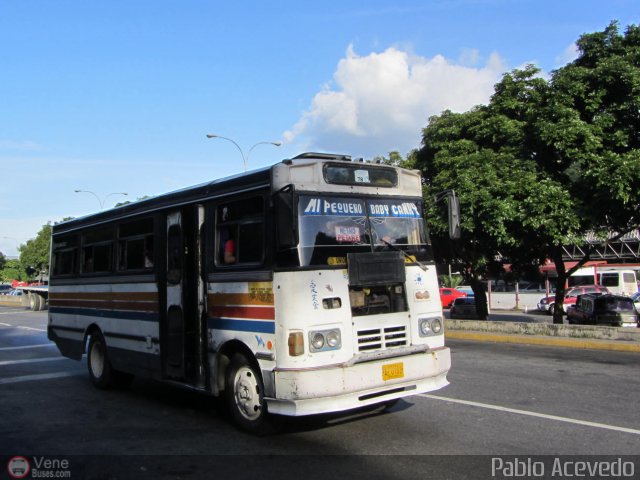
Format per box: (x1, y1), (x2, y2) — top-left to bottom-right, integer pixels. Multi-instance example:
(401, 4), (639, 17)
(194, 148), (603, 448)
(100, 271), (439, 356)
(49, 306), (159, 323)
(207, 317), (275, 334)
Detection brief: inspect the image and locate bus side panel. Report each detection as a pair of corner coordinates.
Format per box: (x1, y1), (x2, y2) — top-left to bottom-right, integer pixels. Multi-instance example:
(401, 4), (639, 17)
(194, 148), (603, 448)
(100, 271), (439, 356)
(206, 281), (277, 381)
(47, 282), (162, 376)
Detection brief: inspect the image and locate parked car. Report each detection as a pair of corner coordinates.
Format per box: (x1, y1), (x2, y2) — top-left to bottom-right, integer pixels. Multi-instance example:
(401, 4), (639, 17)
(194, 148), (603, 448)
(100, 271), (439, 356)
(0, 284), (13, 294)
(567, 294), (639, 327)
(456, 285), (474, 296)
(631, 291), (640, 312)
(537, 285), (610, 315)
(449, 297), (478, 319)
(439, 288), (466, 308)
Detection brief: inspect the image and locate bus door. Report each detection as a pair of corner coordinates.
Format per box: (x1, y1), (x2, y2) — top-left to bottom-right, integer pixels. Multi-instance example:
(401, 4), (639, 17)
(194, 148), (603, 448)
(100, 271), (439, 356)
(163, 205), (206, 388)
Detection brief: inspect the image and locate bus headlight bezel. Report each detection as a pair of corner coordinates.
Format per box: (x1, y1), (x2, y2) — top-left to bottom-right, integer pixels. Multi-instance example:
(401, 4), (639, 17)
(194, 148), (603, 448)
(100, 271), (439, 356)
(309, 329), (342, 352)
(419, 317), (444, 337)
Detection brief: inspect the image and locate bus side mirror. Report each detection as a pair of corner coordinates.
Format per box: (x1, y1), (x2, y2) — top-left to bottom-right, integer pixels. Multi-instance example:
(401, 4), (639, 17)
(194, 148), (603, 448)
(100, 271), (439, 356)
(447, 193), (460, 240)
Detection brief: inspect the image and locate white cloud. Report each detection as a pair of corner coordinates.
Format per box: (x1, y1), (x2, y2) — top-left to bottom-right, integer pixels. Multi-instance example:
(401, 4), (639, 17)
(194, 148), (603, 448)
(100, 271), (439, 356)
(458, 48), (481, 66)
(283, 45), (506, 158)
(555, 43), (579, 67)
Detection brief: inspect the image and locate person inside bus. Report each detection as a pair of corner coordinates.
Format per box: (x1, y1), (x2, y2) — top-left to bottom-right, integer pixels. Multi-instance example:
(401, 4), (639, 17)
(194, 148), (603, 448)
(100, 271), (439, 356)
(223, 237), (236, 264)
(144, 249), (154, 268)
(219, 227), (236, 264)
(218, 206), (236, 264)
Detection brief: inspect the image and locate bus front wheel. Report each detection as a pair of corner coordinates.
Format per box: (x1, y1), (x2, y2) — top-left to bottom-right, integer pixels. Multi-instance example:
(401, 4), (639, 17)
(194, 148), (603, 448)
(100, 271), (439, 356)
(87, 333), (115, 389)
(224, 353), (269, 433)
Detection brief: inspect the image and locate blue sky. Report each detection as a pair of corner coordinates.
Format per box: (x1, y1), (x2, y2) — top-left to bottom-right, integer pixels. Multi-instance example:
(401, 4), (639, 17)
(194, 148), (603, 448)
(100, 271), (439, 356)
(1, 0), (638, 257)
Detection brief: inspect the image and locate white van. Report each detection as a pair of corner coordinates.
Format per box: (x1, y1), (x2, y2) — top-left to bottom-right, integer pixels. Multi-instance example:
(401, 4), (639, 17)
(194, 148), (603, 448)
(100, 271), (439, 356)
(597, 269), (638, 295)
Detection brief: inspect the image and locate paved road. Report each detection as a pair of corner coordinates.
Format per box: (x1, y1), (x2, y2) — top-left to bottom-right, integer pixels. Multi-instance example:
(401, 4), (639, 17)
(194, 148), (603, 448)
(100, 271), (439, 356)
(1, 307), (639, 479)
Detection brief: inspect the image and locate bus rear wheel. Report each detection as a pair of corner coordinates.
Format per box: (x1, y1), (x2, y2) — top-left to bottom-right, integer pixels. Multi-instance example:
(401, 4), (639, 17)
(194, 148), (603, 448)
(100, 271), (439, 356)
(224, 353), (269, 433)
(87, 333), (115, 389)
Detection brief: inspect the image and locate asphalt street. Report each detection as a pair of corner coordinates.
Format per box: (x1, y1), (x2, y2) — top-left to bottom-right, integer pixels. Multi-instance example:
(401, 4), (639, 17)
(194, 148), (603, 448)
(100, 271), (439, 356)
(1, 306), (639, 479)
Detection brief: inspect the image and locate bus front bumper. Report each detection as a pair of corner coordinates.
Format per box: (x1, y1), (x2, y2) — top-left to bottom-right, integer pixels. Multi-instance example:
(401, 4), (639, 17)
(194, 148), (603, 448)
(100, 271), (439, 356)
(266, 347), (450, 416)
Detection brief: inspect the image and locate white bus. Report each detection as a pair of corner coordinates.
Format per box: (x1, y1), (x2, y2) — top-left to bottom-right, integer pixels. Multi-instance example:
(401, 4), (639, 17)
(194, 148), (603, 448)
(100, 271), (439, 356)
(47, 153), (453, 432)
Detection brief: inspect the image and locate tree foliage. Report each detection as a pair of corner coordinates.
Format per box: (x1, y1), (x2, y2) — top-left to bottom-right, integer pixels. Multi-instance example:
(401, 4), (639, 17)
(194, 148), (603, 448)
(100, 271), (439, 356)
(0, 259), (27, 282)
(18, 223), (52, 279)
(416, 22), (640, 321)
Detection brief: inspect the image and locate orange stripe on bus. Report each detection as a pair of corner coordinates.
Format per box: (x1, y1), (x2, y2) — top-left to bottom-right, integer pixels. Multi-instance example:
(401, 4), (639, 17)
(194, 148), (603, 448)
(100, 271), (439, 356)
(207, 292), (274, 306)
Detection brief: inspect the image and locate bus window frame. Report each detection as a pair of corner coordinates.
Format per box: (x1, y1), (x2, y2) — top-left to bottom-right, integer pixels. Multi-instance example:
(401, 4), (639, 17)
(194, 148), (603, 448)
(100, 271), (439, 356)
(80, 225), (115, 276)
(208, 194), (269, 271)
(51, 234), (80, 277)
(116, 216), (156, 273)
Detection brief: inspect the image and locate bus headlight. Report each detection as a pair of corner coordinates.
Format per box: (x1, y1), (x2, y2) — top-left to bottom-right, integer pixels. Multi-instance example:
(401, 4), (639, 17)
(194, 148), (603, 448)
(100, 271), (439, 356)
(419, 317), (444, 337)
(309, 329), (341, 352)
(326, 330), (340, 348)
(311, 332), (325, 350)
(431, 318), (443, 334)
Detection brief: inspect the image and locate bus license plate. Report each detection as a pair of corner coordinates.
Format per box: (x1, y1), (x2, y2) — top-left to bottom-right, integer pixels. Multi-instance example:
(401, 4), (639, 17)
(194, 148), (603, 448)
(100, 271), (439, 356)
(382, 362), (404, 381)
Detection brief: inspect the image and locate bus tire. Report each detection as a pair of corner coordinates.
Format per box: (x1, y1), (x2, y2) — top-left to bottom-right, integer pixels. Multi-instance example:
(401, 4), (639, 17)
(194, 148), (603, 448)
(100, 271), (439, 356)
(87, 333), (115, 389)
(224, 353), (269, 434)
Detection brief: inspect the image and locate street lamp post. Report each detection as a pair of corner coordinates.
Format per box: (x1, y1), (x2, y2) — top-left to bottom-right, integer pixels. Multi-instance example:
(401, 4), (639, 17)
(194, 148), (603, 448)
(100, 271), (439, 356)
(206, 134), (281, 172)
(74, 190), (128, 210)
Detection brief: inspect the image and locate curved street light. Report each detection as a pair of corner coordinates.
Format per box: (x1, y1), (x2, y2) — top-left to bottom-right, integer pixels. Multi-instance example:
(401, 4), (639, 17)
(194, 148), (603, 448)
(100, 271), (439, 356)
(206, 134), (281, 172)
(74, 190), (128, 211)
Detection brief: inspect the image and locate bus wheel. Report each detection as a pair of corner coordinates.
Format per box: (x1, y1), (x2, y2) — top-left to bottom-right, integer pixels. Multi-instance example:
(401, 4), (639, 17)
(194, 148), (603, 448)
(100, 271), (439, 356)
(225, 353), (268, 433)
(87, 333), (114, 389)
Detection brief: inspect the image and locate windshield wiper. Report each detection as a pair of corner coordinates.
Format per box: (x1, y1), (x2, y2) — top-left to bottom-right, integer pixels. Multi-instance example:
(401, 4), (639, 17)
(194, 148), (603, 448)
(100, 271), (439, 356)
(382, 240), (428, 271)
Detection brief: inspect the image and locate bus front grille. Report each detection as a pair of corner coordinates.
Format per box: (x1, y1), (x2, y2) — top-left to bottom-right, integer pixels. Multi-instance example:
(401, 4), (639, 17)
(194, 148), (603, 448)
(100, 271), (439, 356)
(357, 325), (407, 351)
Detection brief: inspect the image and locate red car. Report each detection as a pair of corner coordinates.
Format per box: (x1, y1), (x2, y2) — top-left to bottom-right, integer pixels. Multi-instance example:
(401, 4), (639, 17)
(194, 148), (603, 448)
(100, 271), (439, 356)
(439, 288), (466, 308)
(537, 285), (610, 315)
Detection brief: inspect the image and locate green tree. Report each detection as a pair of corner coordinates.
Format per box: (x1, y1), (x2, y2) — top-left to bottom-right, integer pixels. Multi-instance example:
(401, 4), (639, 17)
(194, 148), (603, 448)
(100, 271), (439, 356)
(537, 22), (640, 322)
(19, 223), (52, 280)
(0, 259), (27, 282)
(0, 251), (5, 271)
(417, 100), (574, 319)
(417, 22), (640, 323)
(371, 151), (417, 169)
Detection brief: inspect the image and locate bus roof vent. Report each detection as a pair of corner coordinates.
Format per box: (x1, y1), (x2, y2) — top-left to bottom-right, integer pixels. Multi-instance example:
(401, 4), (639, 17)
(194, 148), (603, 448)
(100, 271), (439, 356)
(291, 152), (352, 162)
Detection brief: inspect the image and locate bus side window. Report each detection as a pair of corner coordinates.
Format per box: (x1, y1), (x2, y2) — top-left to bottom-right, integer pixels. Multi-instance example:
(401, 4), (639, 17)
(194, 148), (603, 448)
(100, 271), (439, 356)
(52, 234), (79, 277)
(117, 217), (155, 271)
(81, 226), (113, 274)
(215, 197), (264, 267)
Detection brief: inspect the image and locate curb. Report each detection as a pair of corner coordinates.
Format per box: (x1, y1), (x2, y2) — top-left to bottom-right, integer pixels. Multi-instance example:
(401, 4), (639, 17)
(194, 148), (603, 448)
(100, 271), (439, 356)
(446, 330), (640, 353)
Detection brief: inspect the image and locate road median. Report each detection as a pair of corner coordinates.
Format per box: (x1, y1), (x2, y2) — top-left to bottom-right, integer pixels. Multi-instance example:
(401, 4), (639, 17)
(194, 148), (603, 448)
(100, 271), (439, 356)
(445, 318), (640, 353)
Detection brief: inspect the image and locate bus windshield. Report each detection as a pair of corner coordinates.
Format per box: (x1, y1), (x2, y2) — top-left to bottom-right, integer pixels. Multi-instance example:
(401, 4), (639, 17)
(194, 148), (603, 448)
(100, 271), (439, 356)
(298, 195), (431, 266)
